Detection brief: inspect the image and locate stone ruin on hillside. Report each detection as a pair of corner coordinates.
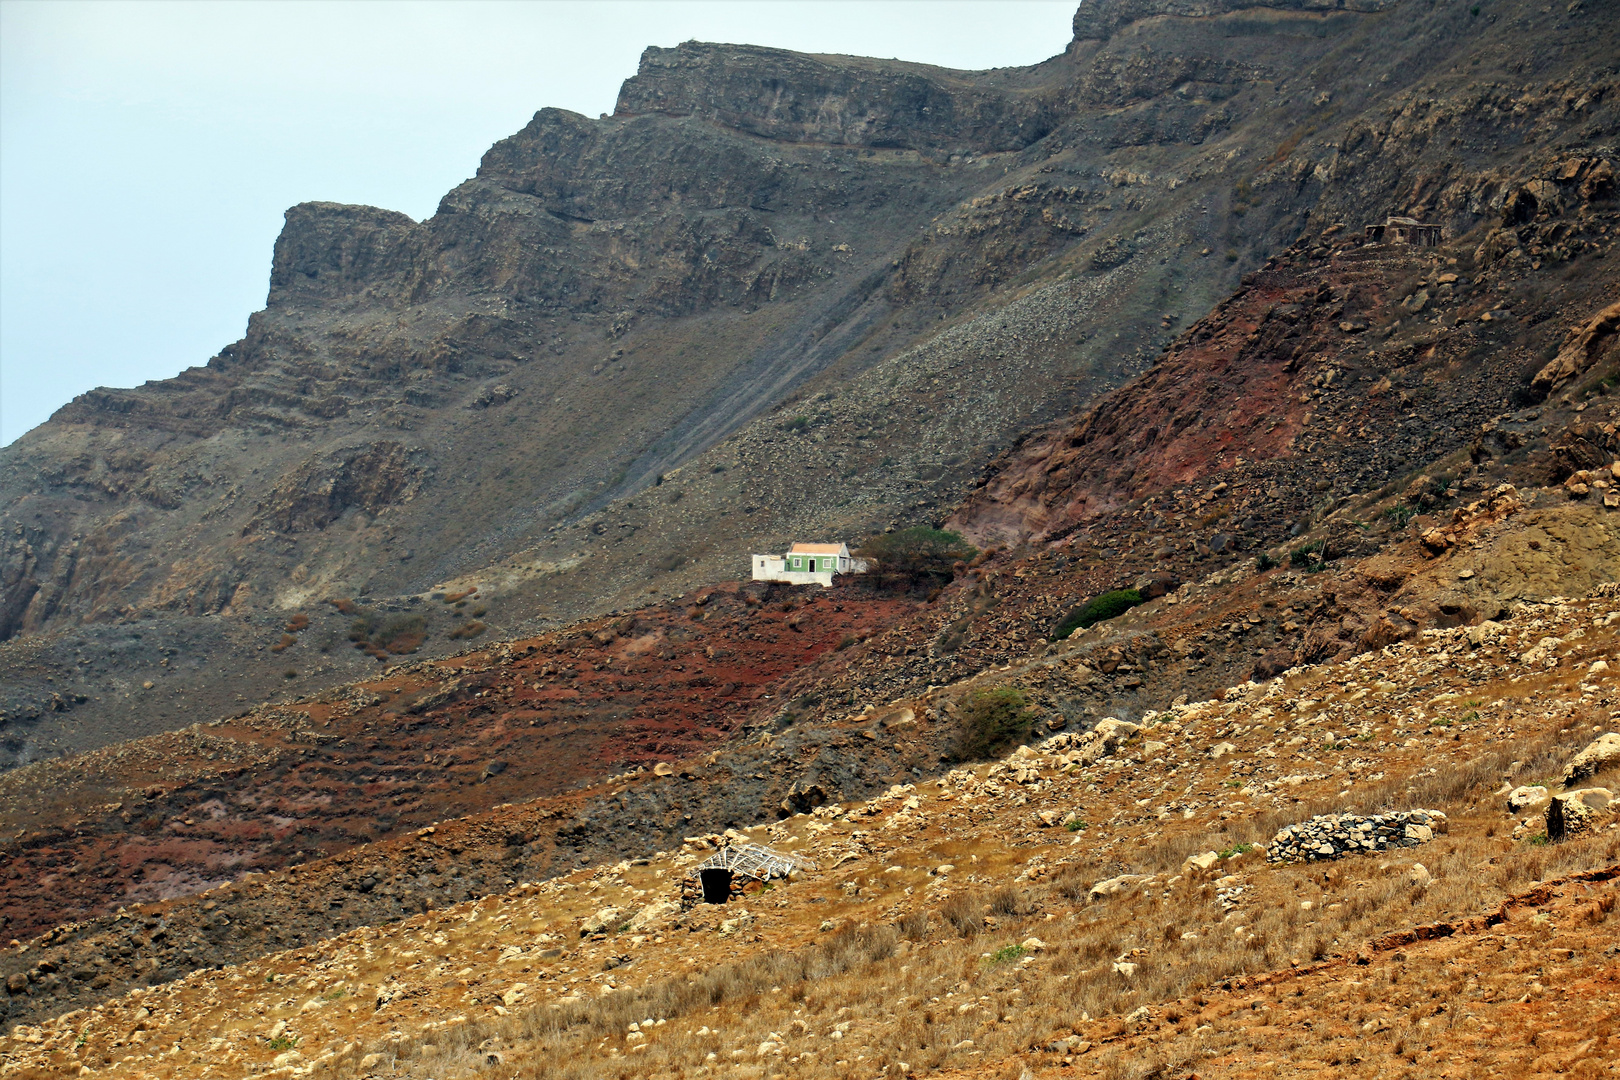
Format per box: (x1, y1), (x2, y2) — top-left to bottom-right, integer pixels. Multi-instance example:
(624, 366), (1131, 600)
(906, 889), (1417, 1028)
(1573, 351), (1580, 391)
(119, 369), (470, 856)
(682, 842), (817, 906)
(1364, 215), (1442, 246)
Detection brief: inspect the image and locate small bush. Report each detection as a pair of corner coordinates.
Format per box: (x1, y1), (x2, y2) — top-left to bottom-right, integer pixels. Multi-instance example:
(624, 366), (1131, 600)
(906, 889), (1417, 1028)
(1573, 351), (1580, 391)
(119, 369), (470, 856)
(1065, 818), (1089, 832)
(1218, 842), (1255, 859)
(1289, 541), (1328, 571)
(284, 614), (309, 633)
(987, 886), (1024, 917)
(374, 614), (427, 655)
(268, 1036), (299, 1052)
(449, 620), (487, 641)
(952, 687), (1034, 761)
(1051, 589), (1143, 640)
(781, 415), (810, 432)
(1384, 504), (1417, 528)
(1256, 553), (1277, 572)
(941, 892), (982, 937)
(269, 633), (297, 653)
(987, 944), (1027, 964)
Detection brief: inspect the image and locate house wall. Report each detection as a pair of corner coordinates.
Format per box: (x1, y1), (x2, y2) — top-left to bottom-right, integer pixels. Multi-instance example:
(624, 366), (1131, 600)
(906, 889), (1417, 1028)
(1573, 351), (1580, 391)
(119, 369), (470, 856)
(752, 549), (868, 584)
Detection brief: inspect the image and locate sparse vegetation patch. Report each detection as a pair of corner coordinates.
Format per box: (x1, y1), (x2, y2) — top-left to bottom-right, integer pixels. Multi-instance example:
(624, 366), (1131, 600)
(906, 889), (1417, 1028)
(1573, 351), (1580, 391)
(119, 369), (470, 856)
(951, 686), (1034, 761)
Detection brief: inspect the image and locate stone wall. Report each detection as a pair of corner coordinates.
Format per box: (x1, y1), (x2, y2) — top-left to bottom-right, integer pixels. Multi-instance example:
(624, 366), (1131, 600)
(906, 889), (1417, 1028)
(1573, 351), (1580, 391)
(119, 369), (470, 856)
(1267, 810), (1447, 863)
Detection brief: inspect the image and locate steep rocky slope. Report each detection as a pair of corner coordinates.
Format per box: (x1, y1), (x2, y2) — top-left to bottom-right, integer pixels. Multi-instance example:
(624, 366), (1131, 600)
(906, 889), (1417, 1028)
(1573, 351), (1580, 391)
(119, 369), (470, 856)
(2, 583), (1615, 1078)
(7, 0), (1615, 770)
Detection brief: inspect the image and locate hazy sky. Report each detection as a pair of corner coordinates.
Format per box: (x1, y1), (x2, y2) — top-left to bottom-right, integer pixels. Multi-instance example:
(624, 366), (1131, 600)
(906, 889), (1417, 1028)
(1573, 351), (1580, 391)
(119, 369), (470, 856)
(0, 0), (1077, 445)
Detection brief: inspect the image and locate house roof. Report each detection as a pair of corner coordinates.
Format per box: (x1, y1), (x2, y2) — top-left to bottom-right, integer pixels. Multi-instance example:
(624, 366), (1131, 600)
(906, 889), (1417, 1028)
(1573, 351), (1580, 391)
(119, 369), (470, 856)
(789, 543), (845, 555)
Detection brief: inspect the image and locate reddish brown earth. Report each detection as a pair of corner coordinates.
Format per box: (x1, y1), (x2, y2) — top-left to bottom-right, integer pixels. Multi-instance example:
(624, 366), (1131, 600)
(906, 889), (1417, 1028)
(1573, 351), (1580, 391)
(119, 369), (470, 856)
(952, 153), (1619, 549)
(0, 582), (914, 942)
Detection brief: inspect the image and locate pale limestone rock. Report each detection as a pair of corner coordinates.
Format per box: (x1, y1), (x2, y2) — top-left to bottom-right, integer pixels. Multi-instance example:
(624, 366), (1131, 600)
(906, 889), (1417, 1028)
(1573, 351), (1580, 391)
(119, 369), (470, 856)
(1508, 785), (1551, 813)
(1185, 851), (1220, 872)
(580, 906), (626, 936)
(1562, 732), (1620, 784)
(1089, 874), (1143, 900)
(628, 900), (680, 932)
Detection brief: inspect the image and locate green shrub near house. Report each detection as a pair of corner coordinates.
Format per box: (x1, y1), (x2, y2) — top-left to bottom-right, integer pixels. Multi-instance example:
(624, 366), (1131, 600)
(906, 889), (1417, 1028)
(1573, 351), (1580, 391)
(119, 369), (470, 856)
(857, 526), (977, 591)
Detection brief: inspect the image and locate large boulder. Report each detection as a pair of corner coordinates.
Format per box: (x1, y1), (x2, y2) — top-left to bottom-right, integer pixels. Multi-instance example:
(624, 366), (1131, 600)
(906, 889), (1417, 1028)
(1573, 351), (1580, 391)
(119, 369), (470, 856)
(1507, 785), (1551, 813)
(1546, 788), (1613, 842)
(579, 906), (626, 937)
(1562, 732), (1620, 785)
(1089, 874), (1144, 900)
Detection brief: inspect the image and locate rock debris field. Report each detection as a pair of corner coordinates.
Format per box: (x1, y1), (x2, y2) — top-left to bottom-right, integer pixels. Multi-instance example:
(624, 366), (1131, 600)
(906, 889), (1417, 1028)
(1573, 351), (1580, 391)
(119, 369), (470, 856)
(2, 588), (1615, 1079)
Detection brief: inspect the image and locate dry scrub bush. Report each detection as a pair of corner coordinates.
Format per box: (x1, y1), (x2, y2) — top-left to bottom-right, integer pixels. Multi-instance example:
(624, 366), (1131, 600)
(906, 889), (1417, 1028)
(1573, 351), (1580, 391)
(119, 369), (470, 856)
(941, 891), (983, 937)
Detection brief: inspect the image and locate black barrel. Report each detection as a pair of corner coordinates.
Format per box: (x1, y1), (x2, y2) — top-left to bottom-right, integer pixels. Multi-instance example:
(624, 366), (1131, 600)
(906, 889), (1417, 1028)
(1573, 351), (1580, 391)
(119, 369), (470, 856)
(699, 867), (733, 904)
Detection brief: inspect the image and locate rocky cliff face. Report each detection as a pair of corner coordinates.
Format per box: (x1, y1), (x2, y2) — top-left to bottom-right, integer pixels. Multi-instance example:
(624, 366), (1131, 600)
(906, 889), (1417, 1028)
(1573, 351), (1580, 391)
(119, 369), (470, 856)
(2, 0), (1614, 773)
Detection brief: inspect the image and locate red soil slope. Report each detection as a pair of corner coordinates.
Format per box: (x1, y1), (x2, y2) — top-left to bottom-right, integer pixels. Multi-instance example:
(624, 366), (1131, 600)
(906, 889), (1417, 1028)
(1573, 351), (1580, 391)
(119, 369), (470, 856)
(0, 582), (912, 940)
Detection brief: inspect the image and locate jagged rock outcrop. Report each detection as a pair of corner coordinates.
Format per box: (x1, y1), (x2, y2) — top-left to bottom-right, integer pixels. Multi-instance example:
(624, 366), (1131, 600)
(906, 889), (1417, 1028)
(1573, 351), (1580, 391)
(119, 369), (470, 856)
(1070, 0), (1393, 42)
(616, 43), (1061, 153)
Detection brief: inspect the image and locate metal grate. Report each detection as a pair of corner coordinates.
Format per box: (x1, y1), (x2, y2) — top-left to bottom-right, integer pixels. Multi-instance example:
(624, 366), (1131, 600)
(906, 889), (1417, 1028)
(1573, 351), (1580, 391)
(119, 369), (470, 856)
(689, 842), (818, 883)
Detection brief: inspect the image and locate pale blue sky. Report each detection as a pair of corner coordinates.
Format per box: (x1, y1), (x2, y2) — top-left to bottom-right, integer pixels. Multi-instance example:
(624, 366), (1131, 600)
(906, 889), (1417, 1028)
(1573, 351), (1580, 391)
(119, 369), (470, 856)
(0, 0), (1077, 445)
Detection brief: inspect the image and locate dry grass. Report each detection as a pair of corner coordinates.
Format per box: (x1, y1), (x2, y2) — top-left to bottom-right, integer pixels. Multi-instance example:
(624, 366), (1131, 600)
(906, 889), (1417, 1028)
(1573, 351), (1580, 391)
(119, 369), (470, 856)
(336, 677), (1620, 1079)
(337, 819), (1620, 1079)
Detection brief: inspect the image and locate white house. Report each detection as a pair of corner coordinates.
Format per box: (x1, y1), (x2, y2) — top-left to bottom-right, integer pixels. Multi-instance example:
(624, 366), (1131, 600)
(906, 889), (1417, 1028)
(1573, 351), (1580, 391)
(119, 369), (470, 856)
(751, 542), (868, 586)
